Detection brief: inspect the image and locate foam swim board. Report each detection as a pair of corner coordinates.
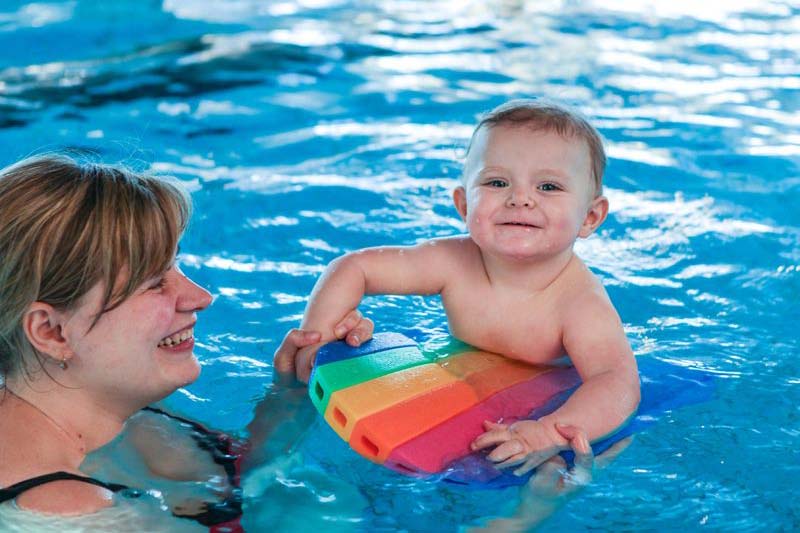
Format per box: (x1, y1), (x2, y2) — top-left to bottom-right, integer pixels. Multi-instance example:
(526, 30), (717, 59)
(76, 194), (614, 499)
(309, 333), (580, 473)
(309, 332), (715, 487)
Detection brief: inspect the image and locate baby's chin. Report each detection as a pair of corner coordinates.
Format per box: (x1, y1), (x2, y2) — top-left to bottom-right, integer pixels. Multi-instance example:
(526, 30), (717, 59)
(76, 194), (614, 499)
(486, 236), (547, 255)
(488, 247), (549, 262)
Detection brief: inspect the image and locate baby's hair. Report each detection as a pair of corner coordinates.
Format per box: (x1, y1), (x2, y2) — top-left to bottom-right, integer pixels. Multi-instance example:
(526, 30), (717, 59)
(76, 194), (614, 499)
(0, 153), (191, 382)
(463, 99), (606, 196)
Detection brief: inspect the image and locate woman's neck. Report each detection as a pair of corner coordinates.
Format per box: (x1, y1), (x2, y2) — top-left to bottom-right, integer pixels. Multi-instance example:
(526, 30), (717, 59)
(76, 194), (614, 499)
(3, 379), (128, 459)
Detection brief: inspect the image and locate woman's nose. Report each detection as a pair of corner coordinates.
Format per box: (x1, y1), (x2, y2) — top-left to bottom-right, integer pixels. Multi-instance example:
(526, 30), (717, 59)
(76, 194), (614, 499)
(175, 269), (213, 312)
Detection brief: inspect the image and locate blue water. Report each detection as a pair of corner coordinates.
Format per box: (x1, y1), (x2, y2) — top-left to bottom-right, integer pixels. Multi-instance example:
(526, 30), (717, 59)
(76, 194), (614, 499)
(1, 1), (799, 530)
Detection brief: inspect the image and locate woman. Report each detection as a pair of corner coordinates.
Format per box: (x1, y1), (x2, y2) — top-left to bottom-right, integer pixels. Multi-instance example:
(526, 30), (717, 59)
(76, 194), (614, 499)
(0, 154), (372, 529)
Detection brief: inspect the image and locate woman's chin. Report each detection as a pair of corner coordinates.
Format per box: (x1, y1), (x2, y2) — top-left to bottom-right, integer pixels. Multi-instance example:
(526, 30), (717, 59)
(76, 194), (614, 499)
(155, 346), (202, 389)
(177, 357), (202, 387)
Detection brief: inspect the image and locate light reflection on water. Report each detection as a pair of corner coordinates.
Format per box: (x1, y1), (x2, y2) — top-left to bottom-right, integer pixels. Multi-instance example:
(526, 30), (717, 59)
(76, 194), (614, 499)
(0, 0), (798, 531)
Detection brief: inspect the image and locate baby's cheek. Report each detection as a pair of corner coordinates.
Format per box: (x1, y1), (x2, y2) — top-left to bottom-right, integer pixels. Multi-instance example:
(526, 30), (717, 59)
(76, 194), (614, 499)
(564, 219), (580, 232)
(467, 212), (484, 232)
(470, 220), (493, 247)
(557, 213), (582, 232)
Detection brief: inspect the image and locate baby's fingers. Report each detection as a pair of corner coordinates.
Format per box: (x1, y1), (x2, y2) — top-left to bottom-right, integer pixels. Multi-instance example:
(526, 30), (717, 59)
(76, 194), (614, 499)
(345, 316), (374, 347)
(511, 449), (555, 474)
(555, 423), (594, 486)
(487, 439), (526, 465)
(470, 421), (511, 451)
(555, 423), (593, 472)
(332, 310), (374, 347)
(555, 424), (591, 455)
(483, 420), (509, 431)
(489, 444), (555, 475)
(333, 310), (363, 339)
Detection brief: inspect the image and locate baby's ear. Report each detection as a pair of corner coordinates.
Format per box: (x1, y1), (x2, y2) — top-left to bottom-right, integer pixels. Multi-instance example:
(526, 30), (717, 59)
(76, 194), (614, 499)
(579, 195), (609, 238)
(452, 186), (467, 221)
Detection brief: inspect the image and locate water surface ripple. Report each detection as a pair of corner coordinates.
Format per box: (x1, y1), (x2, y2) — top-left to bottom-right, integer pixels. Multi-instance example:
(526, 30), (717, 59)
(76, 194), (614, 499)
(0, 1), (798, 531)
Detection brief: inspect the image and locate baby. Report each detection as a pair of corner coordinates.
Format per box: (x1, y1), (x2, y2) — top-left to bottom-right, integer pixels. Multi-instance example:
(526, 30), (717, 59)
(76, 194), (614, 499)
(293, 99), (640, 474)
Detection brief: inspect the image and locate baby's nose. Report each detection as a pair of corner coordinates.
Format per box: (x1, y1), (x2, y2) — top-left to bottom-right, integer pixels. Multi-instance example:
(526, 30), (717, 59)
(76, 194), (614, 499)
(507, 192), (535, 208)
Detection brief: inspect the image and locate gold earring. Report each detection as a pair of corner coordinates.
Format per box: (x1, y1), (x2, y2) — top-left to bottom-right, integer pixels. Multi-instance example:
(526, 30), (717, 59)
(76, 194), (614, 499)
(58, 356), (68, 370)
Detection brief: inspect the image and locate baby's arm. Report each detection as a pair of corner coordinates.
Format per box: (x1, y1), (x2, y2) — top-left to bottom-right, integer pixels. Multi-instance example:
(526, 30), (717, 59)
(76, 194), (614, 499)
(293, 239), (455, 381)
(473, 291), (640, 473)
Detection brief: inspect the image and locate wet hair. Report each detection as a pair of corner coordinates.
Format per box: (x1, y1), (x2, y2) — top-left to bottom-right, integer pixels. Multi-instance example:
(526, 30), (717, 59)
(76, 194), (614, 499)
(0, 153), (191, 382)
(462, 99), (607, 196)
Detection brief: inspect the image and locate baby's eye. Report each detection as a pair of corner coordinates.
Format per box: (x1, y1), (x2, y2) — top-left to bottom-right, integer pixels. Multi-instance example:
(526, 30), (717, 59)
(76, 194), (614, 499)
(485, 179), (508, 188)
(538, 182), (562, 192)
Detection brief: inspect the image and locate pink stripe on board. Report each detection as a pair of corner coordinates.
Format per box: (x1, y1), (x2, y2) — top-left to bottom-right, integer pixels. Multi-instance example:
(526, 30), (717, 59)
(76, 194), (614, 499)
(385, 366), (581, 474)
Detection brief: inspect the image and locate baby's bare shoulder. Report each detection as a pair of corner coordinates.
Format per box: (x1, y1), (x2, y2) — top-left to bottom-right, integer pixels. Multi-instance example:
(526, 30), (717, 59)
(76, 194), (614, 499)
(427, 235), (479, 252)
(419, 236), (483, 263)
(557, 258), (617, 316)
(416, 237), (487, 293)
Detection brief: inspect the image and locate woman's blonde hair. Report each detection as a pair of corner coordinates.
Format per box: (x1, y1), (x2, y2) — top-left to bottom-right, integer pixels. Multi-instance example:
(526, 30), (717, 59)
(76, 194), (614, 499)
(0, 153), (191, 381)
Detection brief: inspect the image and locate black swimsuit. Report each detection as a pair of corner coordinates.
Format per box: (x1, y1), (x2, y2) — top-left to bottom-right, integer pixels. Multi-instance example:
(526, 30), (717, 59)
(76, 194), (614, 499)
(0, 407), (245, 532)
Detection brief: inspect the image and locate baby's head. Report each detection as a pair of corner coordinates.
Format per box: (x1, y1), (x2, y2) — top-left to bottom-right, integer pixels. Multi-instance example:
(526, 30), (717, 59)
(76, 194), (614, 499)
(455, 99), (609, 261)
(462, 99), (606, 198)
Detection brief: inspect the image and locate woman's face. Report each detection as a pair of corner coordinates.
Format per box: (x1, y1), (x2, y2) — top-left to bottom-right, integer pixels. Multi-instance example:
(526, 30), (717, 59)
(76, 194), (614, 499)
(60, 263), (212, 413)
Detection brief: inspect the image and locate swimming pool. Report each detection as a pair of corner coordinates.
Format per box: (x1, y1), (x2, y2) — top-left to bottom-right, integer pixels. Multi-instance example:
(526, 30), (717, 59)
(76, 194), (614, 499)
(0, 0), (798, 530)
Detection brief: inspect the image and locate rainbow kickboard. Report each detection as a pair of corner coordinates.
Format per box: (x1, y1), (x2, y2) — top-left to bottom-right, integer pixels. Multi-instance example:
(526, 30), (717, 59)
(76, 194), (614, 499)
(308, 332), (581, 475)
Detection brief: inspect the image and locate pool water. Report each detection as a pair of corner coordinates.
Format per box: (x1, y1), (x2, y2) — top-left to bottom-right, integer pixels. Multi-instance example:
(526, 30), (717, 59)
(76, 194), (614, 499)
(1, 1), (799, 530)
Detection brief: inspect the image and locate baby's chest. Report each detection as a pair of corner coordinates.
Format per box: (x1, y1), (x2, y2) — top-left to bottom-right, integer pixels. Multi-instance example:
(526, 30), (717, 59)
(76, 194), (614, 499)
(442, 291), (565, 362)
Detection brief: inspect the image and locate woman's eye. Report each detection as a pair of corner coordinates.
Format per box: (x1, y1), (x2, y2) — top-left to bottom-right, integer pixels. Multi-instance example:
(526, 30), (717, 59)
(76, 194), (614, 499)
(149, 278), (166, 291)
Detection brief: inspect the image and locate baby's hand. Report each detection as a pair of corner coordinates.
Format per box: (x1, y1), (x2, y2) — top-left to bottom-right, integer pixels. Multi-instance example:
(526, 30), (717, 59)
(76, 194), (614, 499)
(274, 310), (374, 383)
(471, 419), (569, 476)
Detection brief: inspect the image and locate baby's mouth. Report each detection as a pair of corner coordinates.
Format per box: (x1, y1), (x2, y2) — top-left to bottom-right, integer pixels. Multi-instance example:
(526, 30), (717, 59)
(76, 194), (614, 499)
(500, 222), (539, 228)
(157, 327), (194, 348)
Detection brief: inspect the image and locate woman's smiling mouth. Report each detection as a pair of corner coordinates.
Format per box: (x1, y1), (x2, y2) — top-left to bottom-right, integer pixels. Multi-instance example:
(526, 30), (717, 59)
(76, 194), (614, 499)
(157, 326), (194, 348)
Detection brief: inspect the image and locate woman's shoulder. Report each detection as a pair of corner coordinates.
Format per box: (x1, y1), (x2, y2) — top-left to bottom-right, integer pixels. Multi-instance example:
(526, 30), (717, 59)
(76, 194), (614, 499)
(13, 476), (115, 515)
(0, 395), (115, 515)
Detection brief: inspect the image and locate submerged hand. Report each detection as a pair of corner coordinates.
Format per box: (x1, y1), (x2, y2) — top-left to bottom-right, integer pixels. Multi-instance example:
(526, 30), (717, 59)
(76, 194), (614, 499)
(525, 426), (632, 499)
(273, 329), (321, 383)
(274, 310), (374, 383)
(471, 419), (569, 476)
(527, 424), (594, 495)
(470, 428), (631, 533)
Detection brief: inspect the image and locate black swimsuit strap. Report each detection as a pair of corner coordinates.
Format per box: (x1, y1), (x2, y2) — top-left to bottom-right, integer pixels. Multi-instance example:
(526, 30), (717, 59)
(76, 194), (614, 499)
(0, 408), (241, 528)
(140, 406), (244, 528)
(142, 405), (208, 432)
(0, 471), (131, 504)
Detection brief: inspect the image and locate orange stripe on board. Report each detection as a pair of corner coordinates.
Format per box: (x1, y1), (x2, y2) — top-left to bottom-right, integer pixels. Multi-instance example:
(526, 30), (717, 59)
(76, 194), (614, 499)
(323, 363), (459, 441)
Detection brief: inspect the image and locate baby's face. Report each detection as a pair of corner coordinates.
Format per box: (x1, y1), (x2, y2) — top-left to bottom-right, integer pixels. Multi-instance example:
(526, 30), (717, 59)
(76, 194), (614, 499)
(454, 124), (605, 261)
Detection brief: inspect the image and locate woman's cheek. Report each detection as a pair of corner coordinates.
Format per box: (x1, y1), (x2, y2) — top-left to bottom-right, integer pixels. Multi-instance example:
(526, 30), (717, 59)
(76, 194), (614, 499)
(138, 297), (174, 330)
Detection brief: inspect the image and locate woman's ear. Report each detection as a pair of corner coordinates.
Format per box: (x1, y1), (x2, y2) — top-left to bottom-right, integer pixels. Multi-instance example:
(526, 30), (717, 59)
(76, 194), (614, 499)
(23, 302), (73, 364)
(453, 186), (467, 221)
(579, 195), (609, 238)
